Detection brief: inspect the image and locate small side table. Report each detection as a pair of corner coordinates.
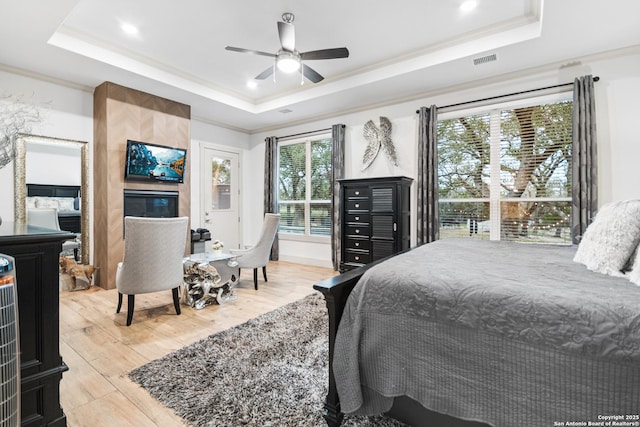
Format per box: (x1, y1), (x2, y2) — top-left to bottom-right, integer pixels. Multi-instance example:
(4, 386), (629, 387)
(183, 252), (239, 309)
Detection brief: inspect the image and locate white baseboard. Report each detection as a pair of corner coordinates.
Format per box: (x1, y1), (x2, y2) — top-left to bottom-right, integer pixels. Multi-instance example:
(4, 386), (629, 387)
(278, 254), (333, 269)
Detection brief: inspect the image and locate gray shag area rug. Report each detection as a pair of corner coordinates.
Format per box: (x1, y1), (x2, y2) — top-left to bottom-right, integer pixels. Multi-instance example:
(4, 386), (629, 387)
(129, 292), (408, 427)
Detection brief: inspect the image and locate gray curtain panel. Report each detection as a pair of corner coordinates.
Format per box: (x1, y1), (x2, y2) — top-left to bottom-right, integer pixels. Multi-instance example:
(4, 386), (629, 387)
(417, 105), (439, 245)
(264, 136), (279, 260)
(331, 124), (346, 271)
(571, 75), (598, 244)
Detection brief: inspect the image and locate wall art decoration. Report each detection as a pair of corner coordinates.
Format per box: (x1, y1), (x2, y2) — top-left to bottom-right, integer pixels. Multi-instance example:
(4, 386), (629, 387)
(362, 116), (397, 171)
(0, 93), (46, 169)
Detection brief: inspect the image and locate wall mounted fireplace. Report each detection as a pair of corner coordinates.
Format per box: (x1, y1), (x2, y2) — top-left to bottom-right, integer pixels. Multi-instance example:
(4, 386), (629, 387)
(123, 189), (179, 219)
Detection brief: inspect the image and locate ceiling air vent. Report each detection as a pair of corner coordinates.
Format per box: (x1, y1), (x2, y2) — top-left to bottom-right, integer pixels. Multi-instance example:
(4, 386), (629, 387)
(473, 53), (497, 66)
(279, 108), (293, 114)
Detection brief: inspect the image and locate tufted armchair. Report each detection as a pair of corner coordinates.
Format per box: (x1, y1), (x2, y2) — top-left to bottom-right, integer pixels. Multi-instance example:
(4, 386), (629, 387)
(229, 213), (280, 290)
(116, 216), (188, 326)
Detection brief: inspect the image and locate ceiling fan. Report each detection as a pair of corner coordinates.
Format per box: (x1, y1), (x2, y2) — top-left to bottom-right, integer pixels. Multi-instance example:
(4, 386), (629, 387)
(225, 12), (349, 84)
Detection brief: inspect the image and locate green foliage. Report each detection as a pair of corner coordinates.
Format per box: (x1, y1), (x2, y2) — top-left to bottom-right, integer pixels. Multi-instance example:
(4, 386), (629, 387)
(279, 143), (306, 201)
(278, 137), (332, 235)
(438, 114), (491, 199)
(437, 100), (573, 240)
(279, 138), (332, 201)
(211, 158), (231, 184)
(438, 101), (572, 200)
(499, 101), (572, 198)
(310, 139), (332, 200)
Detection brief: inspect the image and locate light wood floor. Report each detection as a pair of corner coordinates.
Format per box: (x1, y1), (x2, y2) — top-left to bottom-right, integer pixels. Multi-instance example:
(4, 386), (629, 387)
(59, 261), (336, 427)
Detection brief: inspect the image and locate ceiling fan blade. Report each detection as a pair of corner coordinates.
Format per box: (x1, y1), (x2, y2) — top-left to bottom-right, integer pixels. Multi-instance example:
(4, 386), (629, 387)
(300, 48), (349, 60)
(301, 64), (324, 83)
(277, 21), (295, 52)
(255, 66), (274, 80)
(225, 46), (275, 58)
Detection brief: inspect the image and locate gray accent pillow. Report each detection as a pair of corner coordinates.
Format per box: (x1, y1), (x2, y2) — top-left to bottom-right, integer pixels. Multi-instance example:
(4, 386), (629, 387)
(627, 246), (640, 286)
(573, 200), (640, 276)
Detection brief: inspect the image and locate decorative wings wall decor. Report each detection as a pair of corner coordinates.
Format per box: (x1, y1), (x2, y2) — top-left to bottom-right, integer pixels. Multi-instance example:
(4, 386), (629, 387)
(362, 116), (398, 171)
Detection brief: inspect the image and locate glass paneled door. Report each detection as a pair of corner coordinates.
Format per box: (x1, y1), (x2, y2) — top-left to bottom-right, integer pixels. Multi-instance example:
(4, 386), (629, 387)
(201, 146), (240, 250)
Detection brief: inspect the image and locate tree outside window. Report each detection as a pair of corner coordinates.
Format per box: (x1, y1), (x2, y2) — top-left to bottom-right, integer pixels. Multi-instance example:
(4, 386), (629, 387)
(278, 136), (332, 236)
(438, 98), (573, 243)
(210, 158), (231, 210)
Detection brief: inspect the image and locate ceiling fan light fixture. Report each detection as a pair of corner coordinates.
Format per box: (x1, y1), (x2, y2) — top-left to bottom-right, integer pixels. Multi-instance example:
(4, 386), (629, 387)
(226, 13), (347, 84)
(277, 52), (300, 73)
(282, 12), (295, 23)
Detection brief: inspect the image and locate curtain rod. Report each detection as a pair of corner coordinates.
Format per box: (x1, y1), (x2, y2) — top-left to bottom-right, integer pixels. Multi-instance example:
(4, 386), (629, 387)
(416, 76), (600, 114)
(268, 127), (333, 142)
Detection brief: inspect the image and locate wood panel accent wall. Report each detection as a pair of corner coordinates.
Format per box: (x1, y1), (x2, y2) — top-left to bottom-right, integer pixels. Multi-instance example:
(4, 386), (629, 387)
(93, 82), (191, 289)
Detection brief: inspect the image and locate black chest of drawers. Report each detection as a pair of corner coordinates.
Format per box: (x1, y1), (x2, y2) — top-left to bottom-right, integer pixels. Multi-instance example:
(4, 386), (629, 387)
(338, 176), (412, 272)
(0, 222), (72, 427)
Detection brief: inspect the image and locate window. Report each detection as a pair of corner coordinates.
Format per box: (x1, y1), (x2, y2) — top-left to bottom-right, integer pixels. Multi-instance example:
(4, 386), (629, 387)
(277, 134), (332, 237)
(210, 157), (231, 210)
(437, 96), (573, 244)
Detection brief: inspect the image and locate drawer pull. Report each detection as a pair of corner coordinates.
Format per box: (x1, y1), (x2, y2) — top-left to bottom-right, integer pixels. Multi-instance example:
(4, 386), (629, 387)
(355, 203), (360, 208)
(355, 191), (360, 195)
(355, 242), (360, 247)
(355, 256), (360, 261)
(355, 216), (360, 221)
(355, 229), (360, 234)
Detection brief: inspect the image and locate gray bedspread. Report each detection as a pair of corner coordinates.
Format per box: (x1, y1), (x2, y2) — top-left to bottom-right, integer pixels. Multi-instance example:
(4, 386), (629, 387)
(334, 239), (640, 426)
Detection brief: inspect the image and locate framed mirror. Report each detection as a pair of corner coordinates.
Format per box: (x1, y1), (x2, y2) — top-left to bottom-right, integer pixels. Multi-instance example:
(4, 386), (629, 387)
(14, 134), (90, 264)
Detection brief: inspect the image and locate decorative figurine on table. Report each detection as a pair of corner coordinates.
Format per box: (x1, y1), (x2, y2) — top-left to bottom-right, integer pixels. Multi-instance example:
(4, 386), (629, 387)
(182, 259), (236, 309)
(211, 239), (224, 256)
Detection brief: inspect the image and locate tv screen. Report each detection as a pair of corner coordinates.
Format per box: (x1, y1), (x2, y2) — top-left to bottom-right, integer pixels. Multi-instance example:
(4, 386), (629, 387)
(124, 140), (186, 183)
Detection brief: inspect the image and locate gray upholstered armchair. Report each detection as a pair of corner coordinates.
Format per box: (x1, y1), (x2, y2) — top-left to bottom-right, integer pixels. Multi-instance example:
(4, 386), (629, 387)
(229, 213), (280, 290)
(27, 207), (80, 260)
(116, 216), (188, 326)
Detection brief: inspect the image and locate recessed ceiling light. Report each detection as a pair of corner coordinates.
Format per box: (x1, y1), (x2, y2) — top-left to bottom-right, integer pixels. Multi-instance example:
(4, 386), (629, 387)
(121, 23), (139, 35)
(460, 0), (478, 12)
(246, 80), (257, 89)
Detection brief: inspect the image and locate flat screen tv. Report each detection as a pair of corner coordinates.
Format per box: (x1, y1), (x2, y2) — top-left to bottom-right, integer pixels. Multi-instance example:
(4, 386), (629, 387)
(124, 140), (186, 183)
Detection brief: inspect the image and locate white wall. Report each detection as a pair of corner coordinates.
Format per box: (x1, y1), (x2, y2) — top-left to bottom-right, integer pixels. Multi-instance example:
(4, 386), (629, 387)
(2, 47), (638, 268)
(0, 69), (252, 265)
(246, 47), (640, 267)
(593, 52), (640, 201)
(189, 119), (250, 230)
(0, 69), (94, 224)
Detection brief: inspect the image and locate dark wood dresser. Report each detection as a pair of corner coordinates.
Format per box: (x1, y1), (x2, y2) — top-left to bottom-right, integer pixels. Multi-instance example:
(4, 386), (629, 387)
(0, 222), (73, 427)
(338, 176), (412, 272)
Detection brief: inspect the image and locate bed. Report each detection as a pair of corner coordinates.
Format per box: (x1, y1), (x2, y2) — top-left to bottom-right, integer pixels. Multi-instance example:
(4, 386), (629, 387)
(314, 236), (640, 427)
(26, 183), (82, 233)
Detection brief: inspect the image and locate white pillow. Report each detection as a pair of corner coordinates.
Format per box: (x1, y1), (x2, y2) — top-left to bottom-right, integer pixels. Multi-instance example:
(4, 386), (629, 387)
(573, 199), (640, 276)
(57, 197), (75, 211)
(26, 197), (37, 209)
(35, 197), (59, 209)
